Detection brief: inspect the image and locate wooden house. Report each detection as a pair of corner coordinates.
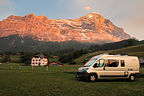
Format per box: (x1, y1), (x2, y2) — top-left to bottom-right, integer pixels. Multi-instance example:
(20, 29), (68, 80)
(31, 54), (48, 66)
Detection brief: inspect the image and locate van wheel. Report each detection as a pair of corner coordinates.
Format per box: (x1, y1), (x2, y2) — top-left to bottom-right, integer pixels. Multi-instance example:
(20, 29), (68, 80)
(89, 74), (97, 82)
(129, 75), (135, 81)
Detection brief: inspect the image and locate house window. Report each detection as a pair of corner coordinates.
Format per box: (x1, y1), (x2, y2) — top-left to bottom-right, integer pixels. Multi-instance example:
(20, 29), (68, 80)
(121, 60), (125, 67)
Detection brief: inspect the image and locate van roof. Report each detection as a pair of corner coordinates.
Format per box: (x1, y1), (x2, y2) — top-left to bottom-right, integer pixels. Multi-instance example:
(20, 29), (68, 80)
(100, 54), (138, 60)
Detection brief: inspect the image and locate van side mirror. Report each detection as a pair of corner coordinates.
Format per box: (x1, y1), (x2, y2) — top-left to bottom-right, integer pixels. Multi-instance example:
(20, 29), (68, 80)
(93, 64), (98, 68)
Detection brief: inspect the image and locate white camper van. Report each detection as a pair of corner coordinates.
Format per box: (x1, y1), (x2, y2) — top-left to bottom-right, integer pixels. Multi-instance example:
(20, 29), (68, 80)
(76, 54), (140, 81)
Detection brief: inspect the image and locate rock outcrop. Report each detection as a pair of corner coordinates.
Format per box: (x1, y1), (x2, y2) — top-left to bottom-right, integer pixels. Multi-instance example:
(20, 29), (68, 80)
(0, 13), (131, 43)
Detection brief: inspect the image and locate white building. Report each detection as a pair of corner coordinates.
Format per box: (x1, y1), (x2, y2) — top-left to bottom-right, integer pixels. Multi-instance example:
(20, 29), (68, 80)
(31, 54), (48, 66)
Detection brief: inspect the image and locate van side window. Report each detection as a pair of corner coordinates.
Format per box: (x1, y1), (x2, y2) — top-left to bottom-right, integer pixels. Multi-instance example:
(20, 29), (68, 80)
(106, 60), (119, 67)
(104, 59), (109, 66)
(121, 60), (125, 67)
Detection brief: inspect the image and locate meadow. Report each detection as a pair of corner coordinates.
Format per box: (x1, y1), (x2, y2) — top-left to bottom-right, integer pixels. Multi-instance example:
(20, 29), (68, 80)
(0, 63), (144, 96)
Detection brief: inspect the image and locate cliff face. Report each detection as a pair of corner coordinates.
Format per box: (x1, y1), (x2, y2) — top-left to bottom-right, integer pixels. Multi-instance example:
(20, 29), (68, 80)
(0, 13), (131, 42)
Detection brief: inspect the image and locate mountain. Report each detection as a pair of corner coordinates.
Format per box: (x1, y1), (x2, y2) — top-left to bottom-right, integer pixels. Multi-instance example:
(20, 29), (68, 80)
(0, 13), (131, 43)
(0, 35), (91, 54)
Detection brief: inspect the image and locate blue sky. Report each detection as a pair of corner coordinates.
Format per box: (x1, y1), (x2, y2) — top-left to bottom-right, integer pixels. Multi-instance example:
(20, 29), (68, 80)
(0, 0), (144, 40)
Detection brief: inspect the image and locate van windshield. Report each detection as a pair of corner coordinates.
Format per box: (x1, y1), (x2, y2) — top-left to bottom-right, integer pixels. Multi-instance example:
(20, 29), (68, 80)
(84, 54), (103, 67)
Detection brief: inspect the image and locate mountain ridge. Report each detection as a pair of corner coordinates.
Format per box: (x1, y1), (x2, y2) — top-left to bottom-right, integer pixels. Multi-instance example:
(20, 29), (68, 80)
(0, 13), (131, 43)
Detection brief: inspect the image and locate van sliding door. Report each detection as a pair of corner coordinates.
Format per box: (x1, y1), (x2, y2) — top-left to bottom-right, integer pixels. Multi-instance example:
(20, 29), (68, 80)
(100, 59), (126, 78)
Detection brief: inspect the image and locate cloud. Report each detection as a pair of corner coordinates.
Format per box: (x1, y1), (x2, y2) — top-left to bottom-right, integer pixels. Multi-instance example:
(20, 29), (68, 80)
(0, 0), (11, 6)
(83, 6), (92, 11)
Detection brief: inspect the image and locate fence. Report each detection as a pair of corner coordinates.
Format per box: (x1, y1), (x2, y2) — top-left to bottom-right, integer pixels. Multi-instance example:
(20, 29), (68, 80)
(0, 63), (82, 73)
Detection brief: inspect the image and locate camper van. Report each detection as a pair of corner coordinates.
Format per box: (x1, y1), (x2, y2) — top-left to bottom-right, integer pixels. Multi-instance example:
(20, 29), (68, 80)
(76, 54), (140, 81)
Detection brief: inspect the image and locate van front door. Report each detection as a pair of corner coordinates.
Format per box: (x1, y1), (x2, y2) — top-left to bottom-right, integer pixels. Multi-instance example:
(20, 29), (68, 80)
(92, 59), (105, 79)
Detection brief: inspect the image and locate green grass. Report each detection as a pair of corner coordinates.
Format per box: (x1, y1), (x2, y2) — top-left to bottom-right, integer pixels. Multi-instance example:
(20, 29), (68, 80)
(0, 63), (144, 96)
(75, 44), (144, 65)
(110, 44), (144, 56)
(49, 58), (59, 62)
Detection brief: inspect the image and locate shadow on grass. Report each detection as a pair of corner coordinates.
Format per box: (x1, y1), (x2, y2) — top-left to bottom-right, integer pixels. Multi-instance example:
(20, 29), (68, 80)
(64, 72), (76, 74)
(140, 74), (144, 78)
(73, 75), (144, 83)
(74, 78), (140, 83)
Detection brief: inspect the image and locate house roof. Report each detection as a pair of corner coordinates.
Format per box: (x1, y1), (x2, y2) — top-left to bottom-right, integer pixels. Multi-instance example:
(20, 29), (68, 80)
(33, 54), (47, 58)
(49, 61), (63, 65)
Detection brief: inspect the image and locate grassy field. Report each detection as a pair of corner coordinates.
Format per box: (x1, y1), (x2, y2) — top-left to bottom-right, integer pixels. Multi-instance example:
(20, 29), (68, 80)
(0, 63), (144, 96)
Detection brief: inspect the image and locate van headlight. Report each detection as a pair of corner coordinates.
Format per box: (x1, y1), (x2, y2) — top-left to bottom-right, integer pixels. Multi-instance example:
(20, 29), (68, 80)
(78, 67), (89, 72)
(82, 68), (89, 72)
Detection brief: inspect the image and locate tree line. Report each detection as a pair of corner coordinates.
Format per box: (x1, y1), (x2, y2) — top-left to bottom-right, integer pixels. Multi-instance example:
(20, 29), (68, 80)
(0, 39), (144, 65)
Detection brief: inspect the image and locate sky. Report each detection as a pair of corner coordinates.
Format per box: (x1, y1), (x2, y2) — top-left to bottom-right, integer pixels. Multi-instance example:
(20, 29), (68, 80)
(0, 0), (144, 40)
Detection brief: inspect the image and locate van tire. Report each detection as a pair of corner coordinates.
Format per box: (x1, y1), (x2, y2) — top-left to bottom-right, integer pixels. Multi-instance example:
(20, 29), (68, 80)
(129, 74), (135, 81)
(89, 74), (97, 82)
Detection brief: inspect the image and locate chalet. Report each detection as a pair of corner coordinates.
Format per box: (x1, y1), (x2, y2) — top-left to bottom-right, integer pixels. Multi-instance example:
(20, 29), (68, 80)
(49, 61), (63, 66)
(31, 54), (48, 66)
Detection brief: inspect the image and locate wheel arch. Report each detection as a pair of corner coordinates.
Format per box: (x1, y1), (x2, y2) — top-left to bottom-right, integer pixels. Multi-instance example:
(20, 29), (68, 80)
(88, 73), (98, 78)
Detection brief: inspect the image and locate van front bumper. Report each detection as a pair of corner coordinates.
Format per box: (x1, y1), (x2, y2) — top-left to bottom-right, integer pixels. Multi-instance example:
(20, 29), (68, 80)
(76, 71), (89, 79)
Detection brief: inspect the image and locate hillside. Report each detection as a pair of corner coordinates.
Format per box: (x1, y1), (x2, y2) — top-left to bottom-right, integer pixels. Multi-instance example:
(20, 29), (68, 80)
(0, 35), (91, 55)
(0, 13), (131, 43)
(75, 44), (144, 65)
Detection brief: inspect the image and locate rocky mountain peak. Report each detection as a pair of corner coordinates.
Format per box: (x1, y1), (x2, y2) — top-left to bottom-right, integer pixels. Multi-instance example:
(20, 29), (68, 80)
(87, 13), (101, 18)
(7, 15), (22, 20)
(24, 13), (36, 17)
(0, 13), (131, 43)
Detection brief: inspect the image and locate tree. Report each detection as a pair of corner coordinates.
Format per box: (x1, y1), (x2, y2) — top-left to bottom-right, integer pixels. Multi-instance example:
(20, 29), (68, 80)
(21, 53), (34, 66)
(0, 55), (10, 63)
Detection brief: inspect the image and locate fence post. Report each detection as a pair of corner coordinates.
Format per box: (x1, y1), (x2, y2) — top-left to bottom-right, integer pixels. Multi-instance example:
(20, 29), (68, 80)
(71, 65), (72, 72)
(63, 65), (65, 72)
(11, 66), (12, 70)
(32, 66), (33, 71)
(19, 64), (21, 70)
(46, 66), (48, 71)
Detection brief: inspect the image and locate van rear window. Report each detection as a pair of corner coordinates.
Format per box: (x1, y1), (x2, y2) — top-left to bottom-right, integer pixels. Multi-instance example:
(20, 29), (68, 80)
(121, 60), (125, 67)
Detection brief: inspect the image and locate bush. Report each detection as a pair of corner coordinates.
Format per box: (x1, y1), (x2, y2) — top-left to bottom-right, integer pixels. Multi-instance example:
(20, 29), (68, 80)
(0, 55), (10, 63)
(69, 60), (76, 65)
